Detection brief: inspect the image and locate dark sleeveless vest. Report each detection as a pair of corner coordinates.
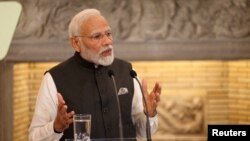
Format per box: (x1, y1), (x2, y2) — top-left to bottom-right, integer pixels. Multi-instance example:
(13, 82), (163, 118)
(48, 52), (136, 140)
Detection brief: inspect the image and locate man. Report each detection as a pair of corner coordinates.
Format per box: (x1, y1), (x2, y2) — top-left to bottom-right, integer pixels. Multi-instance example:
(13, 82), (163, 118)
(29, 9), (161, 141)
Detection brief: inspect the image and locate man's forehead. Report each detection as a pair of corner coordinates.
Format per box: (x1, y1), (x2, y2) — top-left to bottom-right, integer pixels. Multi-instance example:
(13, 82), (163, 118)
(90, 26), (111, 34)
(81, 15), (111, 34)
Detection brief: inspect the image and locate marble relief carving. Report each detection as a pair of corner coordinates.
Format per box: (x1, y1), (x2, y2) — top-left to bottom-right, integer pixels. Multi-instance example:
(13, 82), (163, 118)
(14, 0), (250, 41)
(157, 95), (204, 134)
(153, 91), (206, 139)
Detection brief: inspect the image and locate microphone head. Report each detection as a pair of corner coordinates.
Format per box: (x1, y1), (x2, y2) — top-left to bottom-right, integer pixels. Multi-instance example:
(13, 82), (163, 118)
(130, 70), (137, 78)
(108, 70), (114, 77)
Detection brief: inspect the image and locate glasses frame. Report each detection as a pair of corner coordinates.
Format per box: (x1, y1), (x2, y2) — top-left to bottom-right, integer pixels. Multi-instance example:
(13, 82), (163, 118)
(73, 31), (113, 43)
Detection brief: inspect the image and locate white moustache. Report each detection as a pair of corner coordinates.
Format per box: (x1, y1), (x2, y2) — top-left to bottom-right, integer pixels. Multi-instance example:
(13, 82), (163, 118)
(99, 45), (113, 54)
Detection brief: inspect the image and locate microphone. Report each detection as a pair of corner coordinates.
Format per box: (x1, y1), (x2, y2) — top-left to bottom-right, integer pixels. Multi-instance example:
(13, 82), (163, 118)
(130, 70), (152, 141)
(108, 70), (124, 140)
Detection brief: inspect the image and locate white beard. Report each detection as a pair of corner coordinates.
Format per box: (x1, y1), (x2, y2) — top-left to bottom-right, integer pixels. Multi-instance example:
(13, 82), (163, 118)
(96, 48), (114, 66)
(79, 43), (114, 66)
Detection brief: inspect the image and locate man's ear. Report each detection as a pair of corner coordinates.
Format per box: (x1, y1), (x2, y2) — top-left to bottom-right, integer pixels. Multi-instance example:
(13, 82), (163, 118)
(70, 37), (80, 52)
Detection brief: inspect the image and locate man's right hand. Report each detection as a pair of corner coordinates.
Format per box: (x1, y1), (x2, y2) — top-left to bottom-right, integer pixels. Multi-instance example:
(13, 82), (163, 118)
(53, 93), (75, 133)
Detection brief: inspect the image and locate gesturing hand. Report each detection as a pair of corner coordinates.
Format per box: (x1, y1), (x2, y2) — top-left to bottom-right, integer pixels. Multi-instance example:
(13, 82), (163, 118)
(142, 79), (161, 117)
(53, 93), (75, 133)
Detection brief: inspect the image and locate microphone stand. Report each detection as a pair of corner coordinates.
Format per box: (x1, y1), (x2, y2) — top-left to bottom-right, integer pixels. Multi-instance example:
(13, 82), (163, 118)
(108, 70), (124, 141)
(130, 70), (152, 141)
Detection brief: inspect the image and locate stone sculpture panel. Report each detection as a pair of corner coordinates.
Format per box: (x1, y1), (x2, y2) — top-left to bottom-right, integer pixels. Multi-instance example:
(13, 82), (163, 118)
(153, 90), (206, 140)
(13, 0), (250, 42)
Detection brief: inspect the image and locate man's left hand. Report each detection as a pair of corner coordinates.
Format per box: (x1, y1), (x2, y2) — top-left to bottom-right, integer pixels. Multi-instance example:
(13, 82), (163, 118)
(142, 79), (161, 117)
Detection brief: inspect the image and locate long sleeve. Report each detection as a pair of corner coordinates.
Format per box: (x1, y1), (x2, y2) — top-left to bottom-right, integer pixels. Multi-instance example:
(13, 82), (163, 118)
(29, 73), (63, 141)
(131, 78), (158, 139)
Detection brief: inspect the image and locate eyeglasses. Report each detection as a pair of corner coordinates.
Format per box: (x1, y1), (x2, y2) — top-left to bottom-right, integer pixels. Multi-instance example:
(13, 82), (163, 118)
(74, 31), (113, 43)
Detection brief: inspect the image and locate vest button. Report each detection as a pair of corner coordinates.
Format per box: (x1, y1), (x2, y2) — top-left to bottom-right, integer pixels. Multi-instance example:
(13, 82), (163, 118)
(96, 70), (104, 74)
(107, 127), (112, 132)
(103, 107), (109, 113)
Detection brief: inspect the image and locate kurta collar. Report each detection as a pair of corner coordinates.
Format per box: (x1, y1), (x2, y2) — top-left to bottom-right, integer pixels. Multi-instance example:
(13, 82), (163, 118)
(73, 52), (103, 69)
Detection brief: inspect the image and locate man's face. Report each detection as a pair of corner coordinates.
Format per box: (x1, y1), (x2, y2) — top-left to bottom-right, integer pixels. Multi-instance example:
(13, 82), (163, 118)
(76, 15), (114, 66)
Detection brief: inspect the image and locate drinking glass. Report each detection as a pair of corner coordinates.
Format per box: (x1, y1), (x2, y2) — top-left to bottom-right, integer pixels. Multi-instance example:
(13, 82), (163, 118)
(73, 114), (91, 141)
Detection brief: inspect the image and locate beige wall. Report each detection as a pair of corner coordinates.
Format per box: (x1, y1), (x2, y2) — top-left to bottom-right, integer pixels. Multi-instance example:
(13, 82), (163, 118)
(228, 61), (250, 123)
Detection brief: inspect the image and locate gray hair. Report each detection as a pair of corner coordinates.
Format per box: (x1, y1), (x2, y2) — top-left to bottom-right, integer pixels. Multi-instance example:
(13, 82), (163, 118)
(68, 9), (101, 38)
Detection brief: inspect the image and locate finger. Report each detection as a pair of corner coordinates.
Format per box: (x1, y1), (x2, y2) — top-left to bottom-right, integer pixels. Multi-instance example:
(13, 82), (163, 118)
(152, 99), (158, 107)
(64, 123), (70, 129)
(68, 111), (75, 119)
(57, 93), (67, 115)
(66, 111), (75, 125)
(153, 82), (161, 93)
(60, 105), (68, 115)
(155, 93), (160, 102)
(57, 93), (65, 108)
(148, 92), (155, 102)
(141, 79), (148, 96)
(157, 84), (162, 94)
(67, 117), (74, 124)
